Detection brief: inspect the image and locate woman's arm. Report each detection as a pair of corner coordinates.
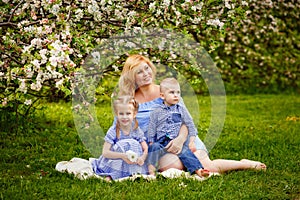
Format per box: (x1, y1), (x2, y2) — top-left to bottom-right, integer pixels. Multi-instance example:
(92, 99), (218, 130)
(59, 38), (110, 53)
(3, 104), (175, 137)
(165, 124), (188, 154)
(188, 135), (196, 152)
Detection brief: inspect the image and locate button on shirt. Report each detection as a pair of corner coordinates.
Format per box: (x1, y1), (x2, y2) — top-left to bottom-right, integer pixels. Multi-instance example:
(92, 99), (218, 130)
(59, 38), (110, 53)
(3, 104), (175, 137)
(147, 100), (198, 143)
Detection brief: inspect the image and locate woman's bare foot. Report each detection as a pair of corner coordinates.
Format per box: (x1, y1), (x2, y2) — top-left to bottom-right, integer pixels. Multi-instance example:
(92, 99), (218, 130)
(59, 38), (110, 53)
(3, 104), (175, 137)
(241, 159), (267, 171)
(195, 169), (210, 177)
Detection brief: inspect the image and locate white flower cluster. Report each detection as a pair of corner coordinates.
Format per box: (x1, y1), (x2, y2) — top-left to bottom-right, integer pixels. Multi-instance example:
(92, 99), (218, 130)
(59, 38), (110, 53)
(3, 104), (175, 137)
(207, 18), (225, 29)
(1, 0), (249, 111)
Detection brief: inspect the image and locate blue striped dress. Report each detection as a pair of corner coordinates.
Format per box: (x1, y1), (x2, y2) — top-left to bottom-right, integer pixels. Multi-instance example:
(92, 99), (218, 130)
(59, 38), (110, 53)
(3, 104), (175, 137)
(92, 125), (148, 180)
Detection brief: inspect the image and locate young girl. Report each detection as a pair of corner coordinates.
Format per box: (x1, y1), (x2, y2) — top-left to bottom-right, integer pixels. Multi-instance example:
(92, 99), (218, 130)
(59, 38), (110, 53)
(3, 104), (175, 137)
(92, 96), (148, 181)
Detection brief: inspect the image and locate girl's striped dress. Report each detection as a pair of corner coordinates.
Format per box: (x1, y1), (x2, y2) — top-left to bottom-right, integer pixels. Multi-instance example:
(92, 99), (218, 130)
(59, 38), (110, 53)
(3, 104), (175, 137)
(92, 125), (148, 180)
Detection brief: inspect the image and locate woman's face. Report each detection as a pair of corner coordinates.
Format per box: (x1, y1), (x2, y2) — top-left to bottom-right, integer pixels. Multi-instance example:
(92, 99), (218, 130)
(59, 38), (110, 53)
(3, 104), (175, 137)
(134, 62), (153, 88)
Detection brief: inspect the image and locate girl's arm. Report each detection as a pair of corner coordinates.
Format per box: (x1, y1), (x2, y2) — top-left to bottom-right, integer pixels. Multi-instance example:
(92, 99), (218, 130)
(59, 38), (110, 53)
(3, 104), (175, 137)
(137, 141), (148, 166)
(102, 141), (133, 164)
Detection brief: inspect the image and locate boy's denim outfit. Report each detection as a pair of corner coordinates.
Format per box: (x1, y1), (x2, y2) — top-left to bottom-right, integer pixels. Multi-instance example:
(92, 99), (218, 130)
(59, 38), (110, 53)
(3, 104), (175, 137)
(147, 99), (204, 173)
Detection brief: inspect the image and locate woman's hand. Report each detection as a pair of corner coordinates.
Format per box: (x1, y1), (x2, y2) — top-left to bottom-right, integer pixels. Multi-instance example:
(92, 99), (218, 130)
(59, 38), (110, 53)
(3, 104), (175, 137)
(189, 141), (197, 153)
(189, 136), (196, 152)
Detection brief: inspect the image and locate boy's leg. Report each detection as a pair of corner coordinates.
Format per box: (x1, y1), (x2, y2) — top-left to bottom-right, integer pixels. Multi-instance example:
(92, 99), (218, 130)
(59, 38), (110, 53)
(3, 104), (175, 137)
(178, 145), (209, 176)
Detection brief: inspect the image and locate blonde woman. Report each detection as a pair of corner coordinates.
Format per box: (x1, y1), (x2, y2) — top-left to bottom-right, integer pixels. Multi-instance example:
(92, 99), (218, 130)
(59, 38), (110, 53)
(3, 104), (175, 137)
(118, 54), (266, 173)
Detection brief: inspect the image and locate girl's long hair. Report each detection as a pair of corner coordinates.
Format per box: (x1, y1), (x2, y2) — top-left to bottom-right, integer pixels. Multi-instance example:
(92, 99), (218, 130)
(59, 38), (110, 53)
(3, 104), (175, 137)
(118, 54), (157, 96)
(113, 95), (139, 139)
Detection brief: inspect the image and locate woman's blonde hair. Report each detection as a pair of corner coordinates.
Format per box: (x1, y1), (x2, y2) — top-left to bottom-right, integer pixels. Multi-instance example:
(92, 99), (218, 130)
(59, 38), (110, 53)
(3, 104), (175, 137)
(113, 95), (139, 138)
(118, 54), (156, 96)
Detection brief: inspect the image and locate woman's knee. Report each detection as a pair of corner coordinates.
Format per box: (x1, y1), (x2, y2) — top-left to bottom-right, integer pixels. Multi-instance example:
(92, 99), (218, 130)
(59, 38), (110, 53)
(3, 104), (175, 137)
(158, 153), (184, 172)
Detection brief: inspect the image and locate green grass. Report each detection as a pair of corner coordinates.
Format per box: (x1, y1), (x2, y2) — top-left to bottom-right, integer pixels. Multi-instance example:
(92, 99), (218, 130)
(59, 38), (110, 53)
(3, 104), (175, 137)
(1, 94), (299, 200)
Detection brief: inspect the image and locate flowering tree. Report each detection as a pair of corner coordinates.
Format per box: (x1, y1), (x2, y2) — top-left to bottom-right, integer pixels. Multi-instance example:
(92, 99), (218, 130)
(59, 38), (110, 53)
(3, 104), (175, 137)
(0, 0), (299, 119)
(0, 0), (243, 116)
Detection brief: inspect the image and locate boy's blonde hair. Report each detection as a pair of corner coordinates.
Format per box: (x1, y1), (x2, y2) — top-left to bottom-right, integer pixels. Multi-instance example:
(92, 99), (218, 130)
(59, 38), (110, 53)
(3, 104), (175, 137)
(160, 77), (180, 93)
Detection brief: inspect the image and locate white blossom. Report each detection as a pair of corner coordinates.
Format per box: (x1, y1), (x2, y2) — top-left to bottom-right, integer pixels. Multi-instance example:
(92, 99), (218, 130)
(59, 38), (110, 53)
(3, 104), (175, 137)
(128, 11), (136, 17)
(91, 51), (101, 64)
(49, 56), (58, 67)
(149, 2), (156, 10)
(25, 66), (34, 78)
(50, 4), (60, 15)
(75, 9), (84, 21)
(18, 79), (27, 93)
(31, 59), (40, 68)
(24, 99), (32, 105)
(163, 0), (170, 7)
(242, 1), (248, 6)
(22, 45), (32, 53)
(30, 81), (42, 91)
(55, 79), (64, 88)
(112, 65), (119, 72)
(207, 18), (224, 29)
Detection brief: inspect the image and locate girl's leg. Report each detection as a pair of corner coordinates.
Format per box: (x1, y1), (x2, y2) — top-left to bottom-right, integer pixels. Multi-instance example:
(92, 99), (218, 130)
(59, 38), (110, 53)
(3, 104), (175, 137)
(194, 150), (267, 173)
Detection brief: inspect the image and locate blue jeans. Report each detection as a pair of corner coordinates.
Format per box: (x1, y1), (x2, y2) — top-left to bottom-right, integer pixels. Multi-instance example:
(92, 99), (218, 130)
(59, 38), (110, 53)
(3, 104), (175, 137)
(147, 136), (204, 174)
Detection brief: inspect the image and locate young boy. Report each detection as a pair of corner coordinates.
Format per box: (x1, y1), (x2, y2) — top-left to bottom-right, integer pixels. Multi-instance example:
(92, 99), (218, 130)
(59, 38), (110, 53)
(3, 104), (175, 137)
(147, 77), (209, 177)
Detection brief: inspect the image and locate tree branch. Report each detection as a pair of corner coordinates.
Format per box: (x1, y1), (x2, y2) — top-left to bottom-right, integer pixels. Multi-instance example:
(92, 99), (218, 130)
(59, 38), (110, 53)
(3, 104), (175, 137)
(0, 22), (18, 27)
(8, 0), (25, 22)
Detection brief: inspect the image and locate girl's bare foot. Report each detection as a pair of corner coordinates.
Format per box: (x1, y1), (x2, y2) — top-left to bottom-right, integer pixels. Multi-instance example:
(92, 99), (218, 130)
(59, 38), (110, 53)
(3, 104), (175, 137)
(148, 165), (156, 176)
(195, 169), (210, 177)
(241, 159), (267, 171)
(105, 176), (112, 182)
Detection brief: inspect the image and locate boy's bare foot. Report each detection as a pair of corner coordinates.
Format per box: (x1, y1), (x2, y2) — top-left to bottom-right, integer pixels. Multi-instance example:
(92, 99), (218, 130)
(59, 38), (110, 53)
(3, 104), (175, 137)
(195, 169), (210, 177)
(241, 159), (267, 171)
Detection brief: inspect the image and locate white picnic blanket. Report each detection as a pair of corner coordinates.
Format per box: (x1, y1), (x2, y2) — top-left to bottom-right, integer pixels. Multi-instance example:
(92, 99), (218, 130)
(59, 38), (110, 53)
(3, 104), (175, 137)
(55, 157), (219, 181)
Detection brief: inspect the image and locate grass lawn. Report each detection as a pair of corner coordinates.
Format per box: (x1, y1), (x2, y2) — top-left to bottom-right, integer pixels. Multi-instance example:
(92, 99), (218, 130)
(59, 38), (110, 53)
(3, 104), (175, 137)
(1, 94), (299, 199)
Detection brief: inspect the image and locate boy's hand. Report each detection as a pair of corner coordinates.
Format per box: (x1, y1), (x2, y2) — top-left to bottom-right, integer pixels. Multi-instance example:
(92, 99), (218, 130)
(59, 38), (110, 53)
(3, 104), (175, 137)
(165, 139), (183, 154)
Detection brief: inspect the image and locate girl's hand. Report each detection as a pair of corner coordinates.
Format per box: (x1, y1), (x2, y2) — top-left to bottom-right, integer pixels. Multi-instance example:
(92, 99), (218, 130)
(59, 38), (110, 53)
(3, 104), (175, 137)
(122, 154), (135, 164)
(136, 157), (145, 166)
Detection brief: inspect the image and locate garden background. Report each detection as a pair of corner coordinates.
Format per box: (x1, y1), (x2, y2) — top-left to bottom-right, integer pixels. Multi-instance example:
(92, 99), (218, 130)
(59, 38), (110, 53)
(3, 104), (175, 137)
(0, 0), (299, 199)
